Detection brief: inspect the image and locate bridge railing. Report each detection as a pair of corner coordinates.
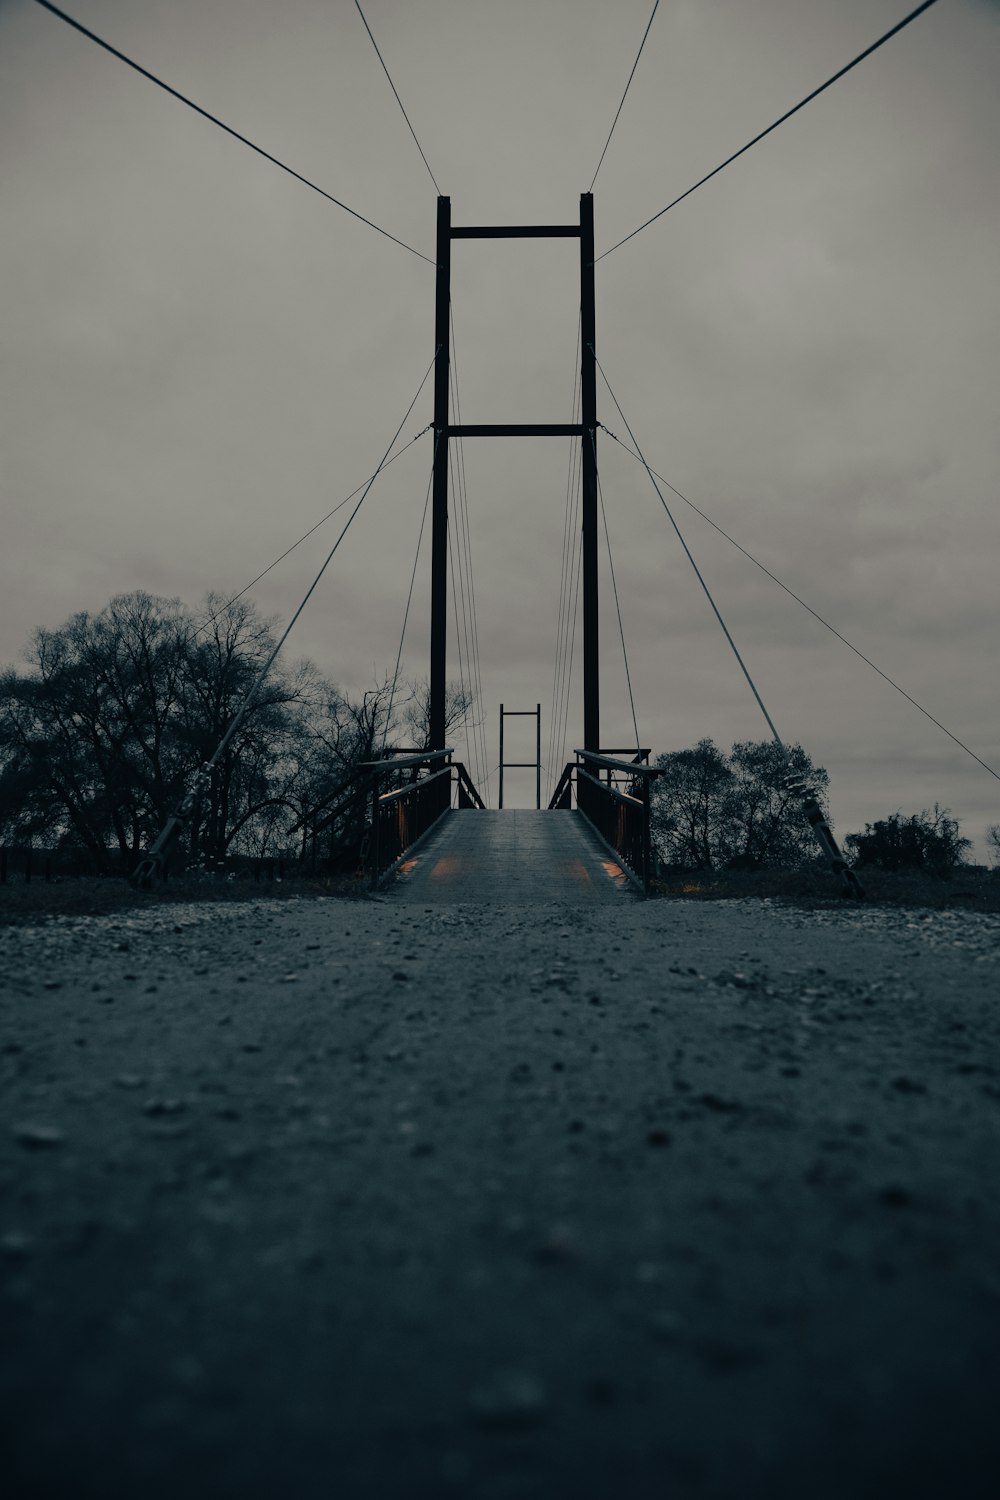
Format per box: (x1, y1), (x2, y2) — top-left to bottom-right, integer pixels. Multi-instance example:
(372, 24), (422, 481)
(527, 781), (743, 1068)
(359, 748), (483, 887)
(549, 749), (659, 893)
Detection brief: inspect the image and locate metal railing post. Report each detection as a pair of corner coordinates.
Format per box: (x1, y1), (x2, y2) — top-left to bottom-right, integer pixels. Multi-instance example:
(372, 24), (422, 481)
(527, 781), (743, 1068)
(369, 770), (380, 891)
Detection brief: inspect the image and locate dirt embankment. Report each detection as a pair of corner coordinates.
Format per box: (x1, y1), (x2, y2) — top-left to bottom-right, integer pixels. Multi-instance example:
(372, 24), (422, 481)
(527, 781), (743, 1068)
(2, 896), (999, 1498)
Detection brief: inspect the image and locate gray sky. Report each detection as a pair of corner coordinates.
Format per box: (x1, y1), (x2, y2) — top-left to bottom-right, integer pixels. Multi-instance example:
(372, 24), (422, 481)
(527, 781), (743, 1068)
(2, 0), (998, 843)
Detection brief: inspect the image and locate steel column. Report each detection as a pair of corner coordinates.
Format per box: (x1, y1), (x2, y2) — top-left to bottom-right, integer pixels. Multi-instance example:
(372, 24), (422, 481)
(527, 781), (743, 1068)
(430, 195), (451, 751)
(580, 193), (599, 753)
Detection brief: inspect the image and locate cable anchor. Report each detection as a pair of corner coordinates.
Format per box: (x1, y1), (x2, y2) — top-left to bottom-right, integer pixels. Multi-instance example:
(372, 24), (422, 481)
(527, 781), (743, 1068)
(783, 773), (864, 899)
(130, 762), (213, 890)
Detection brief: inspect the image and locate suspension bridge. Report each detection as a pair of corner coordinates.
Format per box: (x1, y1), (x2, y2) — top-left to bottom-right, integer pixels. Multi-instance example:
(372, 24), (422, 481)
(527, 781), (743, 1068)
(8, 8), (1000, 1500)
(27, 0), (993, 902)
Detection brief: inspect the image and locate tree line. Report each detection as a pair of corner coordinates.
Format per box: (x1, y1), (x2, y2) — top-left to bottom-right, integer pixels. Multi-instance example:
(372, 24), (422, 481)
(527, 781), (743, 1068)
(1, 590), (990, 879)
(650, 737), (987, 876)
(0, 590), (470, 873)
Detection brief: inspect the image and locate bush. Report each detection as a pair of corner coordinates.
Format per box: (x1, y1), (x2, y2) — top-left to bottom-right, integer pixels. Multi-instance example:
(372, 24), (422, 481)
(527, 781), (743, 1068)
(844, 805), (970, 877)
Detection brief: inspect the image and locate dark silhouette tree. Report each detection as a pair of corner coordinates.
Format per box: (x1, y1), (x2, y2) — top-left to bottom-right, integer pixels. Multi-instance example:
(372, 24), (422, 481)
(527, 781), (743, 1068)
(651, 737), (829, 871)
(650, 738), (732, 868)
(845, 806), (971, 875)
(0, 590), (481, 873)
(0, 592), (190, 868)
(723, 740), (830, 869)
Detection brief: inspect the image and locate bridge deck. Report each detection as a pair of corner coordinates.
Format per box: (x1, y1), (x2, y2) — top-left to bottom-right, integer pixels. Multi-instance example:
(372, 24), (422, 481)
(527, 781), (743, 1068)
(388, 808), (635, 903)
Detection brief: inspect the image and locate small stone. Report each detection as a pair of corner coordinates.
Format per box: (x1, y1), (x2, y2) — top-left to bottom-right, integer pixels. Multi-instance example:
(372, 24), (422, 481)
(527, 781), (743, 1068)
(698, 1092), (742, 1114)
(1, 1231), (34, 1258)
(650, 1309), (682, 1340)
(14, 1124), (64, 1150)
(891, 1077), (926, 1095)
(143, 1099), (185, 1117)
(531, 1226), (574, 1264)
(468, 1370), (547, 1430)
(583, 1375), (617, 1407)
(716, 971), (753, 989)
(697, 1338), (764, 1375)
(646, 1128), (671, 1148)
(879, 1184), (914, 1209)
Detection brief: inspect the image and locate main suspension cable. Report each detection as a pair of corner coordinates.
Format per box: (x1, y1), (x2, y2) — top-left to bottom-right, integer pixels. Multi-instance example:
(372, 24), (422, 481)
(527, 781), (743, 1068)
(354, 1), (442, 195)
(599, 422), (1000, 786)
(35, 0), (434, 265)
(596, 0), (940, 261)
(589, 0), (660, 192)
(594, 350), (785, 747)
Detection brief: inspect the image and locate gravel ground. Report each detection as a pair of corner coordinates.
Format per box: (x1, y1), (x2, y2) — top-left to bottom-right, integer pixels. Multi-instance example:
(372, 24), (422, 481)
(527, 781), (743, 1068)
(2, 894), (999, 1499)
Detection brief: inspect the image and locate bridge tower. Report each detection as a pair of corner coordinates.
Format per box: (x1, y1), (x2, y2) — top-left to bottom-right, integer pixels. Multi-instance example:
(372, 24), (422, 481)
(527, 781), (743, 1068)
(429, 195), (600, 754)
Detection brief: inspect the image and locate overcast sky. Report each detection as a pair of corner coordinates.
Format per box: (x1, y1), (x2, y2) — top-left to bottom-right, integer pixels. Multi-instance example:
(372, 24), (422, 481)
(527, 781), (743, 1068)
(2, 0), (998, 843)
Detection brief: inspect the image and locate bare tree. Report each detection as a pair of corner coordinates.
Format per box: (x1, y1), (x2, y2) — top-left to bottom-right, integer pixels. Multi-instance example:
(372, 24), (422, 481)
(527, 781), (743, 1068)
(651, 737), (829, 871)
(845, 806), (971, 875)
(0, 592), (190, 868)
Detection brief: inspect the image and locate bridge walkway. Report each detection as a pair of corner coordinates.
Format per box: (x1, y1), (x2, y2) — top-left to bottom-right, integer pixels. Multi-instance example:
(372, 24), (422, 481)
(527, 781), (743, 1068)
(387, 809), (635, 904)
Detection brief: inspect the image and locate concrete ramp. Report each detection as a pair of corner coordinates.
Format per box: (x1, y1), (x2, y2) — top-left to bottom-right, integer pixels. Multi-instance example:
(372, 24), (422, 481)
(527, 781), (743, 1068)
(387, 808), (636, 904)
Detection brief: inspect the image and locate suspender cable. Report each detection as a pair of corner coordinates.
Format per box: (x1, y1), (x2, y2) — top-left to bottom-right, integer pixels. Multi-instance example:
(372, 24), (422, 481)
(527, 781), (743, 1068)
(35, 0), (434, 265)
(448, 511), (475, 781)
(548, 325), (583, 795)
(597, 0), (941, 262)
(449, 310), (491, 801)
(448, 394), (479, 786)
(591, 431), (641, 756)
(560, 509), (584, 780)
(447, 442), (481, 788)
(131, 353), (438, 886)
(381, 437), (437, 757)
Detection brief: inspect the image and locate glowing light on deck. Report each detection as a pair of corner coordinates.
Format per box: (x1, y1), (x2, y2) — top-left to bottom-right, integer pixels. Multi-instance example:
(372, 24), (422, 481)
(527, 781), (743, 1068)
(601, 859), (629, 889)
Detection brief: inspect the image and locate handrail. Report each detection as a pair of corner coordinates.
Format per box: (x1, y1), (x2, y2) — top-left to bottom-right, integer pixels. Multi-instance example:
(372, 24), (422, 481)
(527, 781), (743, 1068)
(358, 746), (454, 773)
(455, 762), (486, 810)
(548, 763), (575, 810)
(376, 764), (452, 807)
(575, 765), (644, 806)
(572, 749), (660, 777)
(551, 752), (658, 892)
(364, 750), (483, 887)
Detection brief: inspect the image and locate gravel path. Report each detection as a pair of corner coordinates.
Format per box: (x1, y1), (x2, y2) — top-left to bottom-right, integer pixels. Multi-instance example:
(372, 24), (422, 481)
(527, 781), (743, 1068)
(2, 894), (999, 1498)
